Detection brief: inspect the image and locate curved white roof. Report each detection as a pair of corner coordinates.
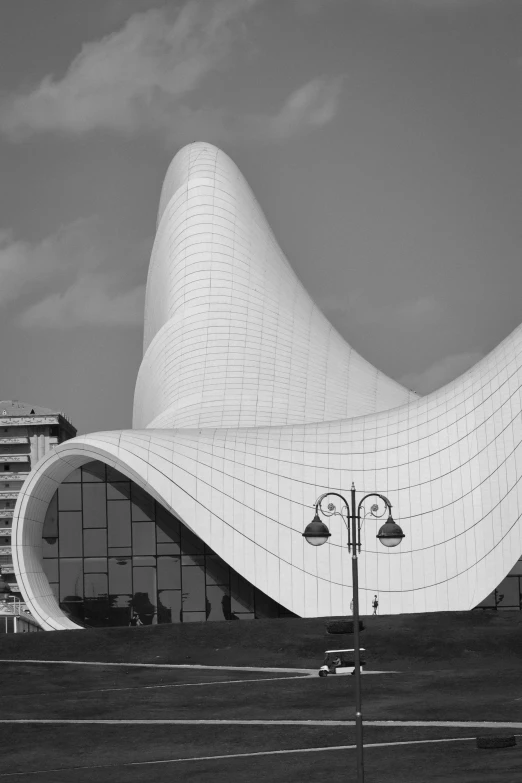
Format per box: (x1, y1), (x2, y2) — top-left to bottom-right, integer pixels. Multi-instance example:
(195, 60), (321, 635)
(12, 142), (522, 630)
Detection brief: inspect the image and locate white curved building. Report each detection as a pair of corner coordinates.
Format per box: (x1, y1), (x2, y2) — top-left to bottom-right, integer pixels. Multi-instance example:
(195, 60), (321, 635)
(13, 142), (522, 631)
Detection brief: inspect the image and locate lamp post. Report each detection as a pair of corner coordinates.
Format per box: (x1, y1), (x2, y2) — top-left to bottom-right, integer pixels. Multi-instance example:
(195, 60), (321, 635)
(302, 483), (405, 783)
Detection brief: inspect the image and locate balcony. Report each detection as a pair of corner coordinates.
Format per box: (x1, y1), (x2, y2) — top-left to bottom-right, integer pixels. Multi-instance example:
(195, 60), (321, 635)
(0, 437), (28, 446)
(7, 582), (20, 593)
(0, 546), (12, 557)
(0, 473), (29, 483)
(0, 455), (29, 463)
(0, 491), (19, 500)
(0, 528), (11, 537)
(0, 510), (13, 519)
(0, 566), (14, 576)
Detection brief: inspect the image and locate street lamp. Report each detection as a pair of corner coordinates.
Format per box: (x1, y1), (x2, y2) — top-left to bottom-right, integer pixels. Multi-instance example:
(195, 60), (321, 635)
(302, 483), (405, 783)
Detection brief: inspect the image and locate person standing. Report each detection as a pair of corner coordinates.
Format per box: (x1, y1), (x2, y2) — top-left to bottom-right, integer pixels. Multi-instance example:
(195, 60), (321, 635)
(372, 595), (379, 615)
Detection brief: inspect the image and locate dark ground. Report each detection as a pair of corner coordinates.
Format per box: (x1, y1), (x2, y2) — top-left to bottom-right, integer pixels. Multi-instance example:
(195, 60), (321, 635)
(0, 610), (521, 781)
(1, 610), (521, 670)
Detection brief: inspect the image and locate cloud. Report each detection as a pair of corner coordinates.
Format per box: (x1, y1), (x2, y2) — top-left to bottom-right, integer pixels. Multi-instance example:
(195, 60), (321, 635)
(0, 2), (244, 138)
(319, 292), (444, 329)
(0, 218), (102, 307)
(18, 274), (145, 329)
(264, 77), (344, 140)
(0, 1), (342, 145)
(292, 0), (342, 15)
(373, 0), (493, 9)
(0, 217), (150, 329)
(398, 351), (484, 394)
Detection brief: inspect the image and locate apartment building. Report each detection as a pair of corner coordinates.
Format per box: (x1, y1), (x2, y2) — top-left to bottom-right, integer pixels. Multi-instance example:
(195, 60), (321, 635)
(0, 400), (76, 624)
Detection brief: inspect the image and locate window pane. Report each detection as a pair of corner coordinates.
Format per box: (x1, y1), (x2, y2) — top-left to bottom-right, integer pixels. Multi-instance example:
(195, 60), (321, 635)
(206, 584), (229, 621)
(181, 565), (205, 612)
(109, 558), (132, 595)
(182, 554), (204, 567)
(42, 537), (58, 558)
(254, 589), (280, 619)
(42, 493), (58, 538)
(84, 572), (108, 599)
(82, 461), (106, 482)
(58, 484), (82, 511)
(206, 556), (229, 587)
(58, 511), (83, 557)
(49, 582), (59, 601)
(107, 482), (131, 501)
(108, 596), (132, 627)
(158, 590), (182, 623)
(82, 484), (107, 528)
(132, 566), (157, 625)
(107, 466), (129, 482)
(133, 556), (155, 566)
(157, 542), (180, 555)
(108, 547), (132, 557)
(230, 572), (254, 613)
(183, 612), (206, 623)
(84, 599), (110, 627)
(62, 468), (82, 483)
(156, 504), (180, 543)
(132, 486), (154, 521)
(181, 526), (204, 555)
(84, 558), (107, 573)
(59, 558), (83, 601)
(158, 556), (181, 590)
(132, 522), (156, 555)
(107, 501), (131, 547)
(83, 528), (107, 557)
(496, 577), (520, 609)
(43, 558), (58, 583)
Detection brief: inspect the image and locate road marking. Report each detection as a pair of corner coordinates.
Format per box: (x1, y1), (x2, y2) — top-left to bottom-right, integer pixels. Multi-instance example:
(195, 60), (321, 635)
(0, 659), (316, 674)
(0, 736), (489, 777)
(0, 659), (397, 674)
(0, 719), (521, 727)
(58, 674), (308, 694)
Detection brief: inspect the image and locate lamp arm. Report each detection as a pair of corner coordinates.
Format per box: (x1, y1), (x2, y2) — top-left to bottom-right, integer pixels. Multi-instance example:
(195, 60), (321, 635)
(315, 491), (351, 524)
(356, 492), (392, 519)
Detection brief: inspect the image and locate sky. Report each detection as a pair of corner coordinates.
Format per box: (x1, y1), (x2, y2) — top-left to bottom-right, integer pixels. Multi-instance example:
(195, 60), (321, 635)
(1, 0), (521, 435)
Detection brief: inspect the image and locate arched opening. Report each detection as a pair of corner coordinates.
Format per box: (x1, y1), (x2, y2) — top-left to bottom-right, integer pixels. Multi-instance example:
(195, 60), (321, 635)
(41, 460), (294, 628)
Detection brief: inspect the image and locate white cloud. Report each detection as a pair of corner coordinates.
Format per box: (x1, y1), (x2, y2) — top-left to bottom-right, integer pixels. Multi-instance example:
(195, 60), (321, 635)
(398, 351), (484, 394)
(0, 2), (243, 138)
(0, 218), (101, 306)
(265, 77), (344, 140)
(0, 217), (150, 329)
(0, 1), (343, 145)
(18, 274), (145, 329)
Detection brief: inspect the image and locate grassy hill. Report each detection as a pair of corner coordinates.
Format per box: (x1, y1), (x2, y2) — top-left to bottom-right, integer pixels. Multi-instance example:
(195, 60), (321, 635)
(2, 610), (520, 670)
(2, 610), (522, 782)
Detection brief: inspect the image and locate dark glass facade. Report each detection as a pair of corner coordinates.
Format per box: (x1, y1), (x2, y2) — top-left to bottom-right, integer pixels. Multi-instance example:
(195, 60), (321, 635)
(42, 461), (293, 627)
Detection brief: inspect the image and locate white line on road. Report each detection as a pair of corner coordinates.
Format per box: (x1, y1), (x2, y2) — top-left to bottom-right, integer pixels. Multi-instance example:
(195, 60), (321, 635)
(0, 736), (488, 777)
(0, 719), (521, 728)
(0, 659), (316, 674)
(0, 659), (397, 677)
(73, 674), (308, 693)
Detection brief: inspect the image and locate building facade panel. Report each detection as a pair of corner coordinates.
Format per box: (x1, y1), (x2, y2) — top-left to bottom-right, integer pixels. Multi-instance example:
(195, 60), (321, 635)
(11, 142), (522, 630)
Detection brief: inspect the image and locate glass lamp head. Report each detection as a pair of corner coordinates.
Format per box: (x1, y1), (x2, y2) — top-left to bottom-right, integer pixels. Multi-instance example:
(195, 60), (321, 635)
(302, 513), (331, 547)
(376, 515), (405, 548)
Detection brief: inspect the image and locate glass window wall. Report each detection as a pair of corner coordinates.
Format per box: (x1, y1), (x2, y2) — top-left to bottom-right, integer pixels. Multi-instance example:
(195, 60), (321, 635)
(42, 460), (293, 628)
